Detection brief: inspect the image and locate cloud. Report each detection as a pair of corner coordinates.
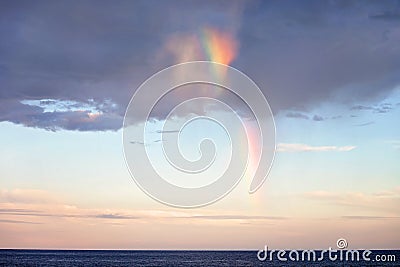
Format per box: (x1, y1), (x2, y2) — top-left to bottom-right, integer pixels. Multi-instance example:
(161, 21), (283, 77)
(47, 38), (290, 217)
(369, 11), (400, 21)
(1, 1), (400, 131)
(342, 216), (400, 220)
(386, 140), (400, 150)
(312, 115), (324, 121)
(350, 103), (394, 114)
(354, 121), (375, 127)
(350, 105), (374, 111)
(0, 205), (285, 222)
(130, 141), (145, 145)
(0, 208), (38, 213)
(303, 187), (400, 215)
(92, 214), (139, 220)
(285, 112), (309, 120)
(373, 188), (400, 197)
(130, 139), (164, 146)
(305, 188), (400, 201)
(238, 2), (400, 112)
(303, 190), (338, 199)
(0, 208), (140, 221)
(0, 219), (41, 224)
(331, 115), (342, 119)
(0, 189), (59, 204)
(285, 113), (335, 122)
(0, 188), (291, 226)
(277, 143), (356, 152)
(185, 215), (287, 220)
(0, 98), (122, 131)
(155, 130), (181, 134)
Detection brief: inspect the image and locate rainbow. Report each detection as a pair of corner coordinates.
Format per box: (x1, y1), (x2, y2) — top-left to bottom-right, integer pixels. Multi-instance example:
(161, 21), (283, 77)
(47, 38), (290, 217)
(201, 27), (238, 66)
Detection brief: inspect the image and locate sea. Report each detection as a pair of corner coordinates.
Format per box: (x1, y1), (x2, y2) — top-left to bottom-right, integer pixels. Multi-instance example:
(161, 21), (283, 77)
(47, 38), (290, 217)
(0, 250), (399, 266)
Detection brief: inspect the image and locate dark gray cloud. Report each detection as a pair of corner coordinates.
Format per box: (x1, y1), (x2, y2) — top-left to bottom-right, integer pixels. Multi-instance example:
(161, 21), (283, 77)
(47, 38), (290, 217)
(286, 112), (309, 120)
(331, 115), (342, 119)
(355, 121), (375, 127)
(238, 1), (400, 111)
(92, 214), (139, 220)
(350, 103), (395, 114)
(350, 105), (375, 111)
(286, 112), (339, 122)
(0, 100), (121, 131)
(312, 115), (324, 121)
(369, 11), (400, 21)
(130, 141), (145, 145)
(155, 130), (181, 134)
(1, 0), (399, 131)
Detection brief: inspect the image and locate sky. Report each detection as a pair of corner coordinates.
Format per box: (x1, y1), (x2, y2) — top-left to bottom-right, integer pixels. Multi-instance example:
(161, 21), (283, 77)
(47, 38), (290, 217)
(0, 0), (399, 249)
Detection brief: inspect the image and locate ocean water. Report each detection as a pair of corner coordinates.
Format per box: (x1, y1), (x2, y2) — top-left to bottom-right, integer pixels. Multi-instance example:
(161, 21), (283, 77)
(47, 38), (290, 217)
(0, 250), (399, 266)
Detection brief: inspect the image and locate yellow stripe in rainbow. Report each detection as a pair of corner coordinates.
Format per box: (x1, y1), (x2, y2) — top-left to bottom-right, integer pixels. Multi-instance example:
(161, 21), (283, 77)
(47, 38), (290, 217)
(201, 27), (238, 78)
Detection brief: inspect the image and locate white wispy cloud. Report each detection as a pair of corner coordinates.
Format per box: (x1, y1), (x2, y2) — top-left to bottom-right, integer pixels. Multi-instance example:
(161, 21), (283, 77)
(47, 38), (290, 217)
(277, 143), (356, 152)
(303, 187), (400, 215)
(0, 189), (60, 204)
(386, 140), (400, 150)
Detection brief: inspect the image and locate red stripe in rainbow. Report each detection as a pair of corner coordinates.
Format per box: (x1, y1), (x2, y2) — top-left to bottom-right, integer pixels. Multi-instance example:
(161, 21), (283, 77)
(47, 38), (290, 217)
(201, 27), (238, 77)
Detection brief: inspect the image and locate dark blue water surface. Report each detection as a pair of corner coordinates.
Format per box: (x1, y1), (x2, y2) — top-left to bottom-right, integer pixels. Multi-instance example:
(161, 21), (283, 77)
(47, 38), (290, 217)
(0, 250), (398, 266)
